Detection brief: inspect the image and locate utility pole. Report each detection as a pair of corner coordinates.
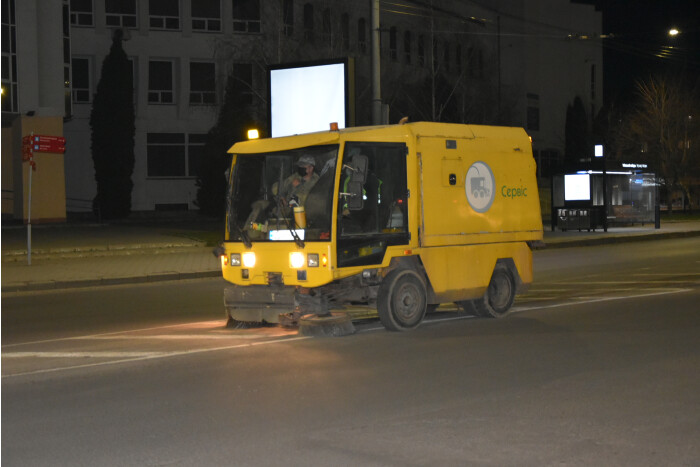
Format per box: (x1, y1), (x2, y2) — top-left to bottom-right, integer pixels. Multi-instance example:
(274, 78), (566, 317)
(497, 15), (501, 124)
(430, 3), (436, 121)
(371, 0), (382, 125)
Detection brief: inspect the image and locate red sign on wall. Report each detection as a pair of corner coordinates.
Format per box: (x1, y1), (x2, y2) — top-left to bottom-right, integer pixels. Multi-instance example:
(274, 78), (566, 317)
(23, 134), (66, 154)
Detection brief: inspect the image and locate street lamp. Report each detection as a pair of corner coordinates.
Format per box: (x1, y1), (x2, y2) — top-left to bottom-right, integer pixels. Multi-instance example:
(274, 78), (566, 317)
(668, 28), (680, 36)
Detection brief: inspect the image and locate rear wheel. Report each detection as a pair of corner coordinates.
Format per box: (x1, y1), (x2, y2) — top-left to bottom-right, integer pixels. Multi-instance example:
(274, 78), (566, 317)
(475, 265), (515, 318)
(377, 268), (428, 331)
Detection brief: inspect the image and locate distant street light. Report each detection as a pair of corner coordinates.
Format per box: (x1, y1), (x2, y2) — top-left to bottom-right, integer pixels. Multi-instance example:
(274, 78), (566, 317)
(668, 28), (680, 36)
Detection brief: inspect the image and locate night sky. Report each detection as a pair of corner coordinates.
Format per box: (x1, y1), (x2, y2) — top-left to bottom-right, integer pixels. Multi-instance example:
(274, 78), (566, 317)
(595, 0), (700, 107)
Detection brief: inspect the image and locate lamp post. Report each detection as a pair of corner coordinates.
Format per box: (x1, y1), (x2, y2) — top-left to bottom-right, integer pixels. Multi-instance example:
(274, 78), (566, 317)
(595, 144), (607, 232)
(371, 0), (382, 125)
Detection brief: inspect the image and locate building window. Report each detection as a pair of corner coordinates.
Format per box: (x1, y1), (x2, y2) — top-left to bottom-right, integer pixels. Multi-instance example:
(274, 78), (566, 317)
(148, 60), (174, 104)
(192, 0), (220, 31)
(149, 0), (179, 30)
(341, 13), (349, 51)
(187, 134), (207, 177)
(63, 0), (72, 118)
(468, 47), (483, 78)
(70, 0), (94, 26)
(321, 8), (331, 43)
(467, 47), (475, 77)
(443, 43), (450, 71)
(2, 0), (18, 113)
(389, 27), (397, 61)
(478, 49), (484, 78)
(283, 0), (293, 36)
(147, 133), (204, 177)
(303, 3), (313, 42)
(232, 0), (260, 33)
(147, 133), (186, 177)
(527, 106), (540, 131)
(189, 62), (216, 105)
(357, 17), (366, 54)
(404, 31), (411, 64)
(456, 44), (462, 73)
(71, 57), (91, 103)
(232, 63), (253, 105)
(417, 35), (424, 66)
(127, 57), (137, 104)
(432, 39), (438, 71)
(106, 0), (138, 28)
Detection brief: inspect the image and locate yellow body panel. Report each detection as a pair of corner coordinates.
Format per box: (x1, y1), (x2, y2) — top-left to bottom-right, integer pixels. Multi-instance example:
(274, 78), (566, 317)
(417, 126), (542, 247)
(417, 242), (533, 302)
(223, 122), (543, 302)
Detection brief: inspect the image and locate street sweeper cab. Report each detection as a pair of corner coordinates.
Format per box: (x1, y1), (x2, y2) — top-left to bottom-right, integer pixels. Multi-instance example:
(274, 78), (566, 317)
(218, 122), (543, 332)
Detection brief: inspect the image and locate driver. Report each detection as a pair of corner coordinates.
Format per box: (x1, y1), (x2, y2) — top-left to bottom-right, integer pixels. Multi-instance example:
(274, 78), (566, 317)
(244, 156), (319, 230)
(275, 155), (319, 207)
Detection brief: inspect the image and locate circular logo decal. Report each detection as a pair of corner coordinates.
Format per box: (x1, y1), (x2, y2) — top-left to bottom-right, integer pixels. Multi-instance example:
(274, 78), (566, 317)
(465, 161), (495, 213)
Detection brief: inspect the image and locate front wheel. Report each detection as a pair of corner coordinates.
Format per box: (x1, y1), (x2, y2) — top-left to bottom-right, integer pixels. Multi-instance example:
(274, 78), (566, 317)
(377, 268), (428, 331)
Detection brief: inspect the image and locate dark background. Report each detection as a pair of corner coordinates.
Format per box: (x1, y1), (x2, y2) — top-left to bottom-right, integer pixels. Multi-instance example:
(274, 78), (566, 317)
(591, 0), (700, 107)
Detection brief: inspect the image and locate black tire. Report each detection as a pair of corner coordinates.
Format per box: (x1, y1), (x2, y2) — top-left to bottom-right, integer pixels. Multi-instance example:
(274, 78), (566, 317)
(377, 268), (428, 331)
(474, 265), (516, 318)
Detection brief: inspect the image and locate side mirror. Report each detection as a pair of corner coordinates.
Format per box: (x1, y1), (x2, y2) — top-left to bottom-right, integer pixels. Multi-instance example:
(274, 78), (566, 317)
(345, 181), (364, 210)
(348, 155), (368, 183)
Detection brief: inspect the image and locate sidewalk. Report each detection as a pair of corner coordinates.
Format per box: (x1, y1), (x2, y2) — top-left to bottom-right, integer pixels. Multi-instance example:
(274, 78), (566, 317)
(2, 219), (700, 294)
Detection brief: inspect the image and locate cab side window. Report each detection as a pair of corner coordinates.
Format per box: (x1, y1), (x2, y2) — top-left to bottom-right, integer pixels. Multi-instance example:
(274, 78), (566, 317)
(337, 142), (408, 267)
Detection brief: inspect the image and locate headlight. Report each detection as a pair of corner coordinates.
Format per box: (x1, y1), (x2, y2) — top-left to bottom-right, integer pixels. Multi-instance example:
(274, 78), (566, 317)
(242, 252), (256, 268)
(290, 252), (305, 269)
(307, 253), (319, 267)
(230, 253), (241, 266)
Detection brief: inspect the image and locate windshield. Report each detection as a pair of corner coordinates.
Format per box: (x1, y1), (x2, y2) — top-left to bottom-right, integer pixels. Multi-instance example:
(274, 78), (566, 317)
(227, 145), (338, 243)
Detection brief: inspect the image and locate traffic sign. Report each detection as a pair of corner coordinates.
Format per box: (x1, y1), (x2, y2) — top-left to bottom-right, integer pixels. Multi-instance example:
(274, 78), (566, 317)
(23, 134), (67, 153)
(34, 135), (66, 145)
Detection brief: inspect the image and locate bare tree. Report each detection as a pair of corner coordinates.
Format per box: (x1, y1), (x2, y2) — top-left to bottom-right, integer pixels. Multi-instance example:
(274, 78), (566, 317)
(619, 75), (699, 211)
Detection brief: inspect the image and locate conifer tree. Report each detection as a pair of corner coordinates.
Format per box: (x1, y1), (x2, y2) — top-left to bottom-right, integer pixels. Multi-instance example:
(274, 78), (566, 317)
(90, 29), (135, 219)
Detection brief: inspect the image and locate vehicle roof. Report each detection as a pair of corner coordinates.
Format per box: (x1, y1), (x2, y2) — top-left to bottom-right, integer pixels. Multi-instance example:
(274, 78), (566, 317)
(228, 122), (528, 154)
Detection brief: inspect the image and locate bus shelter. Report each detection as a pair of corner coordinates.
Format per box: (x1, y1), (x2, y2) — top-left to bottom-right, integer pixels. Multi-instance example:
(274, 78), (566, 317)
(551, 163), (657, 231)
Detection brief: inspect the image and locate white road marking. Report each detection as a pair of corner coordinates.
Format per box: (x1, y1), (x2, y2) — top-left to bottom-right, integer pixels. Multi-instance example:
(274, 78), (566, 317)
(3, 288), (694, 378)
(511, 288), (691, 313)
(3, 351), (172, 359)
(631, 272), (700, 276)
(2, 336), (312, 378)
(1, 320), (229, 349)
(73, 334), (289, 340)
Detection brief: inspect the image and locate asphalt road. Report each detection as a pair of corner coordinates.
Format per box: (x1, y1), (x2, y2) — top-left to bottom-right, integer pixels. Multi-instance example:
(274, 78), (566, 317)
(2, 238), (700, 466)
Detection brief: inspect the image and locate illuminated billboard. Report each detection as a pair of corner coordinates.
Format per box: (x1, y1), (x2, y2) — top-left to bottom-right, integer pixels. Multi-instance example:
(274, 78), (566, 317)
(564, 174), (591, 201)
(269, 59), (353, 138)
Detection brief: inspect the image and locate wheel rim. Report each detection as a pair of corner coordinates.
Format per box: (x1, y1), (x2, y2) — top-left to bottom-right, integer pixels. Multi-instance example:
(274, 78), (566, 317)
(393, 282), (423, 322)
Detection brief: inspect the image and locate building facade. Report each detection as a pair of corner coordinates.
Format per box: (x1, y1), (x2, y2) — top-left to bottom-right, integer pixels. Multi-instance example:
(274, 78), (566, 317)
(1, 0), (602, 217)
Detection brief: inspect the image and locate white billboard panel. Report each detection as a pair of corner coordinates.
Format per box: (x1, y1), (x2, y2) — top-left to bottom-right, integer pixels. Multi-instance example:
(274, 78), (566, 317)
(564, 174), (591, 201)
(269, 61), (347, 138)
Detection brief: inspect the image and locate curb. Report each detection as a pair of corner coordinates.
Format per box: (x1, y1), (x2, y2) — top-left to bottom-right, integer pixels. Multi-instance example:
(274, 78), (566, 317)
(539, 229), (700, 249)
(1, 270), (222, 294)
(3, 229), (699, 294)
(1, 243), (207, 263)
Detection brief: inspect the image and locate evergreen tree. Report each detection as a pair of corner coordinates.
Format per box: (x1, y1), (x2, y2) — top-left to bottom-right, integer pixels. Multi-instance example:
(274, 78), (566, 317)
(90, 29), (135, 219)
(564, 96), (589, 166)
(196, 71), (259, 218)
